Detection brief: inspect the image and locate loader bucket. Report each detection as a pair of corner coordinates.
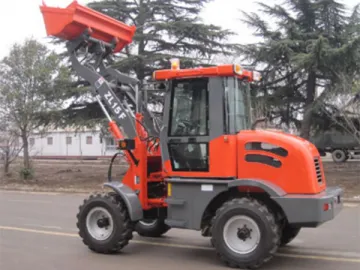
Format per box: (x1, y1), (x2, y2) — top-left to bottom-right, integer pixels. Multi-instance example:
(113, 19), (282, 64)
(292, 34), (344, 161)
(40, 1), (136, 53)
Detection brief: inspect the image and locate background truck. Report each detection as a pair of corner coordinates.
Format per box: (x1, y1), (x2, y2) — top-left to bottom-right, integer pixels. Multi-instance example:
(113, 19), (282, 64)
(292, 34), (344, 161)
(40, 1), (343, 269)
(310, 130), (360, 163)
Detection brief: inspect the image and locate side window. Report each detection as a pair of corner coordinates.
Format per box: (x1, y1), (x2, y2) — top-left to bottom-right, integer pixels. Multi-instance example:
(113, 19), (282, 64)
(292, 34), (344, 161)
(169, 79), (208, 136)
(234, 80), (247, 131)
(168, 143), (209, 171)
(226, 78), (251, 133)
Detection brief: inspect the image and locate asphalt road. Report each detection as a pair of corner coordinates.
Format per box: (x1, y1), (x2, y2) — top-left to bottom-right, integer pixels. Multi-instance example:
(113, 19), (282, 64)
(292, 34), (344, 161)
(0, 191), (360, 270)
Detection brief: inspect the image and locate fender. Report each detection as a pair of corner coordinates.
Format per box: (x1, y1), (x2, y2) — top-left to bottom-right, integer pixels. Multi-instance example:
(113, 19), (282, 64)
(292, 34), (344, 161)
(228, 178), (286, 197)
(104, 181), (143, 221)
(165, 178), (287, 231)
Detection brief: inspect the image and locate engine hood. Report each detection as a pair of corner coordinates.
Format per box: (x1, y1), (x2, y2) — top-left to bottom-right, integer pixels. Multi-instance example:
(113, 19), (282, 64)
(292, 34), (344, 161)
(236, 129), (326, 194)
(239, 129), (320, 157)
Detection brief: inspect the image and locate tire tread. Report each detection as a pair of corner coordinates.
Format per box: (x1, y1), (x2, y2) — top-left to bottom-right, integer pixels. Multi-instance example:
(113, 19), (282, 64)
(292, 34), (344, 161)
(135, 220), (170, 237)
(76, 192), (133, 253)
(210, 197), (281, 269)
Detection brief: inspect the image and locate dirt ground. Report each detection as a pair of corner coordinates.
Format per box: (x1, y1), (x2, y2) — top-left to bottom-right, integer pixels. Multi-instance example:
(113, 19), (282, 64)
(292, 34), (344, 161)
(0, 159), (128, 193)
(322, 161), (360, 199)
(0, 159), (359, 199)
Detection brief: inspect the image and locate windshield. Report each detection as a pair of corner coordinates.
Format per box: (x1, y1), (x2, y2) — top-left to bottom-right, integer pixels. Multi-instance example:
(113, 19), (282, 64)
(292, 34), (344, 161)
(224, 77), (252, 133)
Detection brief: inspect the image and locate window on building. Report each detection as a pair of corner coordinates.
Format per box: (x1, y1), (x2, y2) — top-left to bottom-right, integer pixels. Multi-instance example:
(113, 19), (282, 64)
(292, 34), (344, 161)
(86, 136), (92, 144)
(29, 138), (35, 146)
(104, 137), (116, 150)
(66, 136), (72, 145)
(47, 137), (53, 145)
(106, 137), (115, 145)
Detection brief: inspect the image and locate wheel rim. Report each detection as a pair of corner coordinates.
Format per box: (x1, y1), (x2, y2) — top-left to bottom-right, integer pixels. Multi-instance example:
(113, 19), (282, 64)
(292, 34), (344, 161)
(139, 219), (157, 226)
(223, 215), (261, 255)
(86, 207), (114, 241)
(333, 151), (345, 161)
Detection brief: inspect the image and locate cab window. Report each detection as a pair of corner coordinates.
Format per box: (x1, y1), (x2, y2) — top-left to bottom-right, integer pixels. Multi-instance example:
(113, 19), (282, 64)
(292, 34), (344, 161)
(169, 78), (209, 137)
(224, 77), (251, 133)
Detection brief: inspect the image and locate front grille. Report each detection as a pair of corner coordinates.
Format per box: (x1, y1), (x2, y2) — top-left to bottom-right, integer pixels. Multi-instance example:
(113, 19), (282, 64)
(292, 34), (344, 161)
(314, 157), (323, 183)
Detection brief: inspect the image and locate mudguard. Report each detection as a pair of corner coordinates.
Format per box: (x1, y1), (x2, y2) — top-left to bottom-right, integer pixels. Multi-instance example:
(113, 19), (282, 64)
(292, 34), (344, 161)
(165, 178), (287, 230)
(228, 179), (286, 197)
(104, 181), (143, 221)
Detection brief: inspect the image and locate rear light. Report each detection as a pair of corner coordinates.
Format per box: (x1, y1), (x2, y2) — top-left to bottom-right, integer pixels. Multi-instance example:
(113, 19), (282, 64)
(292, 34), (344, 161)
(323, 203), (331, 211)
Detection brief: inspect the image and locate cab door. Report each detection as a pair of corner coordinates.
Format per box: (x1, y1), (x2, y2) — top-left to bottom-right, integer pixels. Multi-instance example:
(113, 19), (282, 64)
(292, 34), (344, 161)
(160, 76), (237, 178)
(167, 77), (210, 173)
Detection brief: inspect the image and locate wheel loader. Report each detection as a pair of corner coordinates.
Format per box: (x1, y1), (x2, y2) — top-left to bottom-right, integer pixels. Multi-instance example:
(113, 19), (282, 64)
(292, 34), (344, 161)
(39, 1), (343, 269)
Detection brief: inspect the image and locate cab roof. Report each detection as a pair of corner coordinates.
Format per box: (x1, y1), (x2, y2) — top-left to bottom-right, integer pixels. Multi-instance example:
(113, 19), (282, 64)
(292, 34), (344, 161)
(153, 64), (261, 82)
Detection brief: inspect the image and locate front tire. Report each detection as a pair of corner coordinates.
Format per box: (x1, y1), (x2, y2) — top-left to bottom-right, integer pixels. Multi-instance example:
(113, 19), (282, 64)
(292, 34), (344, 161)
(211, 197), (281, 269)
(76, 192), (134, 253)
(280, 225), (301, 246)
(135, 219), (170, 237)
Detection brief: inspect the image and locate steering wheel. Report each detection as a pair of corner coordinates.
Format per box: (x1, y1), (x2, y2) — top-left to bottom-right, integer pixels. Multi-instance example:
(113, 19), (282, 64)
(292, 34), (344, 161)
(180, 119), (193, 127)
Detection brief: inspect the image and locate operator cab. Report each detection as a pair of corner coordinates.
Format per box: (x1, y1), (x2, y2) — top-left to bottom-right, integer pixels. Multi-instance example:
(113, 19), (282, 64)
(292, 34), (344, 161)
(153, 60), (261, 178)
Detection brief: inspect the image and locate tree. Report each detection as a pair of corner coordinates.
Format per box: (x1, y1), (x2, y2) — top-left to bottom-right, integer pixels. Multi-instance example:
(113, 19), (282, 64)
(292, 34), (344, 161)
(0, 123), (23, 176)
(317, 75), (360, 143)
(0, 38), (71, 171)
(88, 0), (235, 80)
(237, 0), (360, 139)
(57, 0), (237, 125)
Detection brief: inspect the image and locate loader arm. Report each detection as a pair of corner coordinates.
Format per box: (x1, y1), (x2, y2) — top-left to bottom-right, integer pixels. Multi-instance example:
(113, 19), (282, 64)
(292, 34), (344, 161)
(68, 29), (162, 141)
(98, 61), (162, 137)
(40, 0), (162, 167)
(68, 30), (163, 162)
(66, 30), (137, 138)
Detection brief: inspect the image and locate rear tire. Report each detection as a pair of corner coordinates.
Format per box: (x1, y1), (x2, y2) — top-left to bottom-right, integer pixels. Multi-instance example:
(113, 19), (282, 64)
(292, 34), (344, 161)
(135, 219), (170, 237)
(280, 225), (301, 246)
(211, 197), (281, 269)
(332, 149), (347, 163)
(76, 192), (134, 253)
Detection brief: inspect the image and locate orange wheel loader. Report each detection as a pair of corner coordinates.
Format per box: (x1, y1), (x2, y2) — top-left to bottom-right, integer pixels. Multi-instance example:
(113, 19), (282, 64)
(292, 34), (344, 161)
(40, 1), (343, 269)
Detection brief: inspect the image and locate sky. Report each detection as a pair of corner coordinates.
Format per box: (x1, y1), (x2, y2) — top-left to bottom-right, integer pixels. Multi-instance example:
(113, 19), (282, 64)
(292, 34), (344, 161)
(0, 0), (358, 59)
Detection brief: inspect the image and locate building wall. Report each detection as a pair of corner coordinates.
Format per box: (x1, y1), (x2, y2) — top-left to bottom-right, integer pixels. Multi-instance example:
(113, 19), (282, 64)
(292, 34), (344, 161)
(19, 130), (118, 158)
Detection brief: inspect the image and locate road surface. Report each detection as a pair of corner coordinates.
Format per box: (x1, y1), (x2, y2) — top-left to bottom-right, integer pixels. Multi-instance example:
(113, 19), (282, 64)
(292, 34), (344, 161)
(0, 191), (359, 270)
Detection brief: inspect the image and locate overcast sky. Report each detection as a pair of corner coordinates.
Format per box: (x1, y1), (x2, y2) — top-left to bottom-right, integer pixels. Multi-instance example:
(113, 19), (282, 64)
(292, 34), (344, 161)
(0, 0), (358, 59)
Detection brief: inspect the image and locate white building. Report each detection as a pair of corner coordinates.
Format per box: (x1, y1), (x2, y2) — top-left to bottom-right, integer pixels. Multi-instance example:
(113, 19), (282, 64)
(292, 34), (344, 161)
(22, 126), (119, 159)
